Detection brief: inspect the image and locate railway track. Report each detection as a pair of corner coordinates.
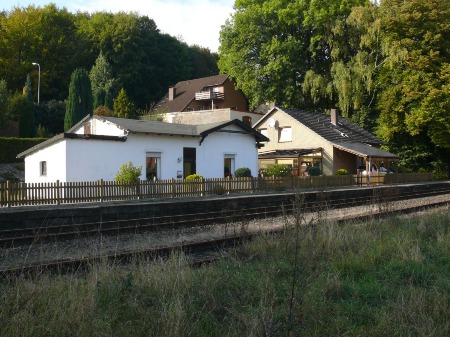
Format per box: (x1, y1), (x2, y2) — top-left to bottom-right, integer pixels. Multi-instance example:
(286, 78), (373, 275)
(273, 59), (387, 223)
(1, 184), (449, 248)
(1, 184), (449, 275)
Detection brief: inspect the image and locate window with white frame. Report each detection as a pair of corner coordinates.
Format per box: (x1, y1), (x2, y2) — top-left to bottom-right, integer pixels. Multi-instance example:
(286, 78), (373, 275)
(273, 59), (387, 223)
(146, 152), (161, 180)
(40, 161), (47, 176)
(278, 126), (292, 142)
(224, 154), (235, 177)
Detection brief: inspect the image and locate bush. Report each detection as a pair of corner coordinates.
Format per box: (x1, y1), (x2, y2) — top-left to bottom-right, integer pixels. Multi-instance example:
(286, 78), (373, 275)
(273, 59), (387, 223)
(234, 167), (252, 178)
(115, 161), (142, 185)
(185, 174), (203, 181)
(307, 166), (321, 176)
(335, 169), (349, 175)
(265, 164), (292, 177)
(213, 184), (226, 195)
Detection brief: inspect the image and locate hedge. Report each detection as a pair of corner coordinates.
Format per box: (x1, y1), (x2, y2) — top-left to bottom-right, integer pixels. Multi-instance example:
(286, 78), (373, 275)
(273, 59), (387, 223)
(0, 137), (47, 163)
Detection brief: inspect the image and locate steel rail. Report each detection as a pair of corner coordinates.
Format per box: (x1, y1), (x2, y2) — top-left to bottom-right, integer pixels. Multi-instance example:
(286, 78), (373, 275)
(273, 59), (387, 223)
(1, 195), (449, 276)
(1, 185), (449, 248)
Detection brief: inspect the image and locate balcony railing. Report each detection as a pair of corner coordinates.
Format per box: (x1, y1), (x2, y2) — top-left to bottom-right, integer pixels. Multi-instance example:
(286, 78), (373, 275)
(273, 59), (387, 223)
(195, 91), (225, 100)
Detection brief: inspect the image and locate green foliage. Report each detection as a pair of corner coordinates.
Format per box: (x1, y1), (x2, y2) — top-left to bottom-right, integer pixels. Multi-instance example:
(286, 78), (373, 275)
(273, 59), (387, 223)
(0, 137), (47, 163)
(90, 52), (118, 110)
(218, 0), (367, 110)
(115, 161), (142, 185)
(0, 6), (218, 110)
(234, 167), (252, 178)
(37, 100), (66, 136)
(265, 164), (292, 177)
(185, 173), (203, 181)
(35, 124), (47, 138)
(113, 88), (137, 119)
(335, 169), (349, 175)
(307, 166), (321, 176)
(94, 105), (114, 117)
(10, 93), (34, 138)
(64, 68), (93, 131)
(0, 79), (11, 128)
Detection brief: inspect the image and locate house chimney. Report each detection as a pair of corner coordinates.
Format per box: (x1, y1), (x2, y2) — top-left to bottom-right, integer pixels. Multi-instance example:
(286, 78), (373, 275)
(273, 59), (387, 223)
(169, 87), (176, 101)
(331, 108), (338, 125)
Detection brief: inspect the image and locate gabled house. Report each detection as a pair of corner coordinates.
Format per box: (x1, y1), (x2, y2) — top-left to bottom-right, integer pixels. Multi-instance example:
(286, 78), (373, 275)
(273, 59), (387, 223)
(153, 74), (263, 126)
(17, 115), (268, 183)
(254, 107), (399, 176)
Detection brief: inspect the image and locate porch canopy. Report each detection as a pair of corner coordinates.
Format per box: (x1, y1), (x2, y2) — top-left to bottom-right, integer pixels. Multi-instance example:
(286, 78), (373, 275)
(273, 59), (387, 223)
(258, 147), (323, 159)
(333, 141), (400, 171)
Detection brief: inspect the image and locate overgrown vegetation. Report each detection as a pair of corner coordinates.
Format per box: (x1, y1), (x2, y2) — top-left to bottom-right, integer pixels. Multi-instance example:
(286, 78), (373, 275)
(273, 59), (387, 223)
(1, 205), (448, 336)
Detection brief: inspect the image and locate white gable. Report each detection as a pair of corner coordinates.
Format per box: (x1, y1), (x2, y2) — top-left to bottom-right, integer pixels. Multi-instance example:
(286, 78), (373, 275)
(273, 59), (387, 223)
(73, 116), (126, 136)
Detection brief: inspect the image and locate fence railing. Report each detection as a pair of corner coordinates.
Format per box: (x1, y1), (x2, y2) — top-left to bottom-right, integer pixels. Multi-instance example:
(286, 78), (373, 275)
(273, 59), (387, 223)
(0, 173), (434, 208)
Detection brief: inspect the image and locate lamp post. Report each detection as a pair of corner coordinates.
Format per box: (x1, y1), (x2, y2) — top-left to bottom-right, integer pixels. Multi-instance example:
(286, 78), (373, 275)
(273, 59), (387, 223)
(32, 62), (40, 105)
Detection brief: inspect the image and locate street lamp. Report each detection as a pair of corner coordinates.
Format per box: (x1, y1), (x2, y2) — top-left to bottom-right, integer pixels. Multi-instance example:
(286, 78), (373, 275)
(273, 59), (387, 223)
(32, 62), (40, 105)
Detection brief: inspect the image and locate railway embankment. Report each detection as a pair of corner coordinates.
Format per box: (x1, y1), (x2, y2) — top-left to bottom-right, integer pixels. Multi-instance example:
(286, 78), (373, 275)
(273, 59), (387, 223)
(1, 181), (449, 231)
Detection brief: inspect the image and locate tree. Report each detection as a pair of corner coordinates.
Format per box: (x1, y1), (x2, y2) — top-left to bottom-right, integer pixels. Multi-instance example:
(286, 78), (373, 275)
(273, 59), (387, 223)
(113, 88), (136, 119)
(218, 0), (368, 110)
(375, 0), (450, 175)
(0, 79), (11, 128)
(89, 52), (118, 110)
(64, 68), (93, 131)
(10, 92), (33, 137)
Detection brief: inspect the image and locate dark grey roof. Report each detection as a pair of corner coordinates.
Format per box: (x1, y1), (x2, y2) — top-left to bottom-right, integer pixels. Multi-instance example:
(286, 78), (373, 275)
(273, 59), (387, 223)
(154, 74), (230, 113)
(99, 116), (268, 142)
(256, 107), (382, 145)
(100, 116), (199, 136)
(17, 133), (126, 158)
(17, 116), (268, 158)
(333, 142), (399, 159)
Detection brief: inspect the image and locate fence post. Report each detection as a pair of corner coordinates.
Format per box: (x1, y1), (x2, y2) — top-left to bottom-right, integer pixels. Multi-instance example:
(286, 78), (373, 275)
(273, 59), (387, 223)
(6, 180), (11, 207)
(171, 178), (176, 198)
(227, 176), (231, 194)
(99, 179), (104, 202)
(200, 177), (204, 196)
(56, 180), (60, 205)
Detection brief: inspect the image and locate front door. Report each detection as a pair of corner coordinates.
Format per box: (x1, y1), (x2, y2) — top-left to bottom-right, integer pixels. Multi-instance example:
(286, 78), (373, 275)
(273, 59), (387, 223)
(183, 147), (196, 178)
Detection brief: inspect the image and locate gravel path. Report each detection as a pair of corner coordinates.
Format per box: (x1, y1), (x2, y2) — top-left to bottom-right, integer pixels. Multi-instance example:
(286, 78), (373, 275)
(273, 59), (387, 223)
(1, 192), (449, 271)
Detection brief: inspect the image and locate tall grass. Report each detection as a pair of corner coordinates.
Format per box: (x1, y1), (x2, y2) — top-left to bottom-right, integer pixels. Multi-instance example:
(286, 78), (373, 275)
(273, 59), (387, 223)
(1, 206), (449, 336)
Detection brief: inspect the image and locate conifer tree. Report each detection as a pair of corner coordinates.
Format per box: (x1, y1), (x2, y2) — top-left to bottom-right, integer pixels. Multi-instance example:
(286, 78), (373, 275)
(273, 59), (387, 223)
(113, 88), (136, 119)
(64, 68), (93, 131)
(90, 52), (118, 110)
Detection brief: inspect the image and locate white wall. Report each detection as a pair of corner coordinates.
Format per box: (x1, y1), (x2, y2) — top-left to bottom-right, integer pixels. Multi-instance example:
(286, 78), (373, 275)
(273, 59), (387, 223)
(25, 120), (260, 182)
(24, 139), (67, 183)
(198, 124), (258, 178)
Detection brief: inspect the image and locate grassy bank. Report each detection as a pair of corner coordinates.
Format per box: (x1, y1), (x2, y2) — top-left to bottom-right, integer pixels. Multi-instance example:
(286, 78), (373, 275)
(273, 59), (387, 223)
(1, 206), (449, 336)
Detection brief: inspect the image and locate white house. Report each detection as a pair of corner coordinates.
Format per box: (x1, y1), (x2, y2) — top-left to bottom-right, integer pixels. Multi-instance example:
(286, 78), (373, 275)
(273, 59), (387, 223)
(17, 115), (268, 183)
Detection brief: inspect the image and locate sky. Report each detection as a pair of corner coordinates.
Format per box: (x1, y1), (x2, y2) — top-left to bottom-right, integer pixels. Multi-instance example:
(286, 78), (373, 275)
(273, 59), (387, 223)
(1, 0), (235, 52)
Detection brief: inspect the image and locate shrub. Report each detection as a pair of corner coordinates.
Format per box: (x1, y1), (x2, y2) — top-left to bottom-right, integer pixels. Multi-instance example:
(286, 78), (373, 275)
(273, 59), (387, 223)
(234, 167), (252, 178)
(115, 161), (142, 185)
(213, 184), (226, 195)
(265, 164), (292, 177)
(335, 169), (349, 175)
(307, 166), (321, 176)
(185, 174), (203, 181)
